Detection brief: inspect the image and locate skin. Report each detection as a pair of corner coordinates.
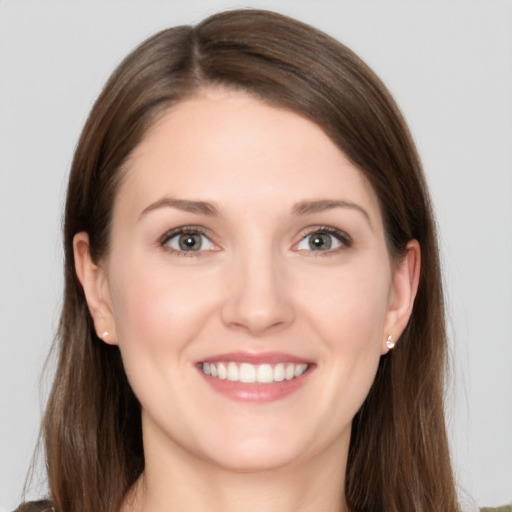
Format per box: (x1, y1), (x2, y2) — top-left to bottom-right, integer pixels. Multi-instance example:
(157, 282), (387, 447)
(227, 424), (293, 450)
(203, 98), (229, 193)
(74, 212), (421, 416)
(74, 88), (420, 512)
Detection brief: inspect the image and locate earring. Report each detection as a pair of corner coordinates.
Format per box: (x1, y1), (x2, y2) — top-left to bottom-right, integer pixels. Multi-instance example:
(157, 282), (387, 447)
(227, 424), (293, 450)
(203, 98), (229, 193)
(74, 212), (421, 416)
(386, 335), (395, 349)
(101, 331), (109, 339)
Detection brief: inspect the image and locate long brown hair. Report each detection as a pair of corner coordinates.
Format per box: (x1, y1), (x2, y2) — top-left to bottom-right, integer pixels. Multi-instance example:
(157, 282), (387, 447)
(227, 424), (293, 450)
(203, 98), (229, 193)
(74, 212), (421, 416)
(37, 8), (459, 512)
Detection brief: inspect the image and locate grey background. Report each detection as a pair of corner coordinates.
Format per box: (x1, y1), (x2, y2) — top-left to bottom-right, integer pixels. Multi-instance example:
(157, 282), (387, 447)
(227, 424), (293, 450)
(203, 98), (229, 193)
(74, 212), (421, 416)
(1, 1), (511, 510)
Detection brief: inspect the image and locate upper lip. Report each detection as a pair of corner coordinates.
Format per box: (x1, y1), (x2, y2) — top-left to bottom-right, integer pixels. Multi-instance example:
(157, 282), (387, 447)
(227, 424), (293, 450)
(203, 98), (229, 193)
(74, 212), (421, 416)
(197, 351), (312, 365)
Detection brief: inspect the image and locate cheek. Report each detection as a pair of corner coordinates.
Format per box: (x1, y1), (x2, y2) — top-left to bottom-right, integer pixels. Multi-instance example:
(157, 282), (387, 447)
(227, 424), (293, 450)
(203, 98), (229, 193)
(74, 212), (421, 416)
(109, 257), (218, 351)
(113, 278), (170, 351)
(106, 261), (219, 410)
(323, 275), (388, 400)
(302, 260), (390, 403)
(303, 260), (392, 345)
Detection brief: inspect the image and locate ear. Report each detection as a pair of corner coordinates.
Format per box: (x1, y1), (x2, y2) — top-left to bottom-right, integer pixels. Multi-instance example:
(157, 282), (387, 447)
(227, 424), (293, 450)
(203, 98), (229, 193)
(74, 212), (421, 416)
(382, 239), (421, 354)
(73, 232), (118, 345)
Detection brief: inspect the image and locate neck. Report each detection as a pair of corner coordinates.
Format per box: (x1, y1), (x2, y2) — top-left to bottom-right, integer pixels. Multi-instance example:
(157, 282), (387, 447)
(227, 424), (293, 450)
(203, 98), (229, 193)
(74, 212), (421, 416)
(125, 430), (349, 512)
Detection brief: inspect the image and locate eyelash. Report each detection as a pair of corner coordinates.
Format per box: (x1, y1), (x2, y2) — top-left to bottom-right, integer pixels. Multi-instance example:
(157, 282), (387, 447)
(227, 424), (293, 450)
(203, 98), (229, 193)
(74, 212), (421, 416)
(295, 226), (352, 255)
(158, 225), (352, 256)
(159, 226), (216, 257)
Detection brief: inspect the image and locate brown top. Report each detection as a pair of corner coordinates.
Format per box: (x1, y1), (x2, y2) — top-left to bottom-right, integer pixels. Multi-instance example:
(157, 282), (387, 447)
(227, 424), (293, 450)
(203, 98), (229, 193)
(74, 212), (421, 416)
(14, 502), (53, 512)
(14, 499), (512, 512)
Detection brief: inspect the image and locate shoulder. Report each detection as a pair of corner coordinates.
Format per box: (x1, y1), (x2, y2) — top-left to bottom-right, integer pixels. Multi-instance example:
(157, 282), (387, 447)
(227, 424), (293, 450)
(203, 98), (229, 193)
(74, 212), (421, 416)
(13, 500), (54, 512)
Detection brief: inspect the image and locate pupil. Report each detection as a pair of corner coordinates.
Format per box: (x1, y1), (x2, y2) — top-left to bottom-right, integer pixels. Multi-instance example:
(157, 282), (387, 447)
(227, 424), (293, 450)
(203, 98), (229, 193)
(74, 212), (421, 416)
(179, 234), (201, 251)
(310, 233), (331, 250)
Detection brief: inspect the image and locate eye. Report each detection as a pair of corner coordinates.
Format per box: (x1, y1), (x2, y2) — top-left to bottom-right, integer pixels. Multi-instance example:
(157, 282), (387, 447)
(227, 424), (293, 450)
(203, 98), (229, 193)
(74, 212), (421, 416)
(161, 228), (215, 253)
(295, 228), (350, 252)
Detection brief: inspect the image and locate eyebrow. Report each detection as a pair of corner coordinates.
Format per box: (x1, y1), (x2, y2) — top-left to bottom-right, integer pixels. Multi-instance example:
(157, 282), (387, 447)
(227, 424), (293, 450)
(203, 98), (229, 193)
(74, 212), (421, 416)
(139, 197), (220, 219)
(292, 199), (373, 229)
(139, 196), (372, 229)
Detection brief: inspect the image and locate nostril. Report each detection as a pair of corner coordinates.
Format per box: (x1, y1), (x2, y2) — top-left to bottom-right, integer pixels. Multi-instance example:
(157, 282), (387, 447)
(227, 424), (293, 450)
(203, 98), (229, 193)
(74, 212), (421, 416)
(224, 316), (290, 336)
(221, 305), (295, 336)
(219, 258), (295, 334)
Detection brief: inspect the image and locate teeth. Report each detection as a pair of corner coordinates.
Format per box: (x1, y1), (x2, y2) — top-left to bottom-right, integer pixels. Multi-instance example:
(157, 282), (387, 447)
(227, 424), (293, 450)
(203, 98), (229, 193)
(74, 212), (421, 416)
(217, 362), (227, 379)
(274, 363), (285, 382)
(227, 362), (238, 381)
(256, 364), (273, 383)
(294, 364), (308, 377)
(239, 363), (256, 383)
(202, 362), (309, 384)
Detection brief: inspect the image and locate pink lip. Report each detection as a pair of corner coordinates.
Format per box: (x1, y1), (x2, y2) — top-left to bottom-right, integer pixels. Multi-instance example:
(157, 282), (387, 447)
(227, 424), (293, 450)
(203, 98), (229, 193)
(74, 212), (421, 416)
(196, 352), (314, 403)
(198, 351), (311, 365)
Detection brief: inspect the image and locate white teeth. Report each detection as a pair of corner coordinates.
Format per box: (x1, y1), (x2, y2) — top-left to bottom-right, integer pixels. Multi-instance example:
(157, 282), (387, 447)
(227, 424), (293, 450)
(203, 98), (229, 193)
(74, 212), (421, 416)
(294, 364), (308, 377)
(239, 363), (256, 383)
(285, 363), (295, 380)
(202, 362), (309, 384)
(217, 362), (227, 379)
(227, 362), (239, 381)
(274, 363), (285, 382)
(256, 364), (274, 383)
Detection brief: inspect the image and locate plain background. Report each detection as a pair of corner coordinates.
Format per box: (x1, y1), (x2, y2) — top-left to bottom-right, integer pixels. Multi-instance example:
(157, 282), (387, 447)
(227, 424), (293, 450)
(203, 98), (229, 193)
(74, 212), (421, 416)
(1, 1), (511, 510)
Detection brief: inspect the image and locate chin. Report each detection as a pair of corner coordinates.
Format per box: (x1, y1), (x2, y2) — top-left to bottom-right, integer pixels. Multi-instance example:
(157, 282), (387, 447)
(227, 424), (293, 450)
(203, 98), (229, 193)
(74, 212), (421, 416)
(193, 428), (317, 474)
(207, 446), (304, 474)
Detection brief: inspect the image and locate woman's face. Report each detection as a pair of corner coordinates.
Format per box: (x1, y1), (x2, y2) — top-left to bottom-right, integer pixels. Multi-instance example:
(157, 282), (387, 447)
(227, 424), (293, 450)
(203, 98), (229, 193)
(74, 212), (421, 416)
(76, 88), (418, 473)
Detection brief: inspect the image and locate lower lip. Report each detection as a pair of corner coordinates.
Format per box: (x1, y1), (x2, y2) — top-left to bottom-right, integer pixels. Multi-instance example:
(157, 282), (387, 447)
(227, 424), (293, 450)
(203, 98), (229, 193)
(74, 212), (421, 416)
(198, 367), (312, 402)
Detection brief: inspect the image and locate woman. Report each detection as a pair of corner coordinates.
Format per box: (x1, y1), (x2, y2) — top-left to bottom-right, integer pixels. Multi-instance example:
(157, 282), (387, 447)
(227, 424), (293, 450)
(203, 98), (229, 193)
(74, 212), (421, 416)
(16, 8), (499, 512)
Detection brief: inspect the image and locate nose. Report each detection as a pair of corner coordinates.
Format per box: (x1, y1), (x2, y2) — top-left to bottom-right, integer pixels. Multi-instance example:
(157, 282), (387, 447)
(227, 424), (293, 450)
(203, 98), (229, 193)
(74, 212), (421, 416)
(220, 248), (295, 336)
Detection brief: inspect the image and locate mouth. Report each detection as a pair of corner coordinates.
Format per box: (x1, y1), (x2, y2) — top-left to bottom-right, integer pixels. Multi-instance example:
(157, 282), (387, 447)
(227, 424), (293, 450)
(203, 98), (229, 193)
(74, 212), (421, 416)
(196, 352), (313, 402)
(200, 361), (309, 384)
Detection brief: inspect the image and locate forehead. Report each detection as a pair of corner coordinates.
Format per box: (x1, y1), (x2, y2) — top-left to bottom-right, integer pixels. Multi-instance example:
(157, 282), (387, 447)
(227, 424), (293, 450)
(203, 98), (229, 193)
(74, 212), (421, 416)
(117, 89), (382, 222)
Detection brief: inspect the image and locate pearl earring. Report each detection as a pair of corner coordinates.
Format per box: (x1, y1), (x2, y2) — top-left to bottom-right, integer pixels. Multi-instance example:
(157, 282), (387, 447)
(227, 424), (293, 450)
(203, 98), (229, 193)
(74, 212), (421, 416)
(102, 331), (109, 338)
(386, 335), (395, 349)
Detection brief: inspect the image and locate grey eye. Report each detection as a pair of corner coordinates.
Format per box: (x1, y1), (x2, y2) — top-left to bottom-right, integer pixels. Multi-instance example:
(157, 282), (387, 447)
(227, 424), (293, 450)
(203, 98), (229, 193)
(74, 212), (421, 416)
(165, 232), (214, 252)
(297, 231), (343, 251)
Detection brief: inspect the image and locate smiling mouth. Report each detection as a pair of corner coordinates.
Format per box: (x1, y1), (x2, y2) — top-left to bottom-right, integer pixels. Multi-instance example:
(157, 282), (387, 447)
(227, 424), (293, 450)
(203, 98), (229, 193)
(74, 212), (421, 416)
(201, 362), (309, 384)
